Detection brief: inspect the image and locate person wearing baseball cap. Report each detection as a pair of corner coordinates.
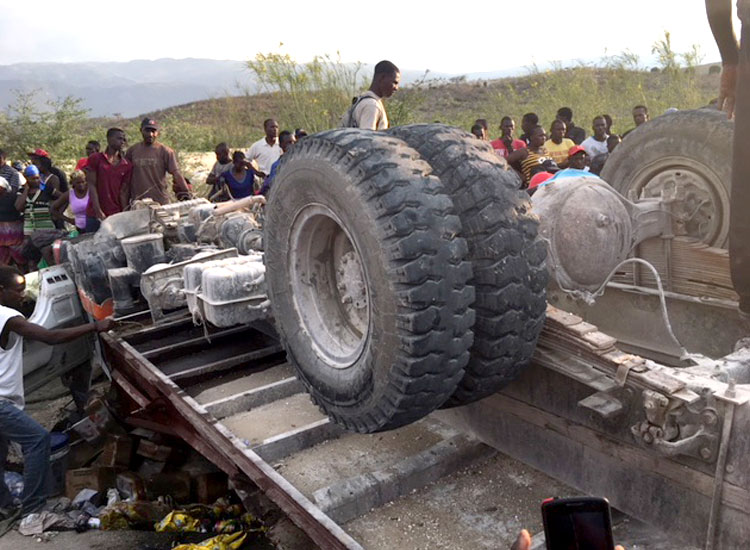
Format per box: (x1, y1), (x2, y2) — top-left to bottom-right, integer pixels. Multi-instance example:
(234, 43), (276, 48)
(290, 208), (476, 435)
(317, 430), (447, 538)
(567, 145), (588, 170)
(124, 118), (190, 206)
(28, 149), (68, 196)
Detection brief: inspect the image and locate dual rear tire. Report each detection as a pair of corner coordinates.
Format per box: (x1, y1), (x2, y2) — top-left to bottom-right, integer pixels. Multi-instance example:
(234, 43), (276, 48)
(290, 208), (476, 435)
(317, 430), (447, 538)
(264, 126), (547, 432)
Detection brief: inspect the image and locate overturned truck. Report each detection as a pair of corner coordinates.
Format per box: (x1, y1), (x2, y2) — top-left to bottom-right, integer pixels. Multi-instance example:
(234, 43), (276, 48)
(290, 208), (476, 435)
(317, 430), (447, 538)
(62, 114), (748, 548)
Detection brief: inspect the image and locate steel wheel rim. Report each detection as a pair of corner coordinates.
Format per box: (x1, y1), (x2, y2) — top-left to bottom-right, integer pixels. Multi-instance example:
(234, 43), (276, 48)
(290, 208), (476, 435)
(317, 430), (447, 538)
(626, 156), (729, 246)
(288, 204), (370, 369)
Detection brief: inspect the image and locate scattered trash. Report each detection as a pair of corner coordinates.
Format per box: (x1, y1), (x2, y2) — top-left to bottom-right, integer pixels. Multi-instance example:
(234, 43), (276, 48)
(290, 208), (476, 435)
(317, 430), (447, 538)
(71, 488), (99, 508)
(106, 488), (121, 507)
(3, 472), (22, 498)
(172, 532), (247, 550)
(19, 511), (75, 536)
(98, 499), (172, 531)
(155, 510), (204, 533)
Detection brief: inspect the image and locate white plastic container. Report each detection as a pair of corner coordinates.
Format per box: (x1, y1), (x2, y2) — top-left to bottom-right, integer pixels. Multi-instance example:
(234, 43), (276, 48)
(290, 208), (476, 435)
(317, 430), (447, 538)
(183, 254), (269, 327)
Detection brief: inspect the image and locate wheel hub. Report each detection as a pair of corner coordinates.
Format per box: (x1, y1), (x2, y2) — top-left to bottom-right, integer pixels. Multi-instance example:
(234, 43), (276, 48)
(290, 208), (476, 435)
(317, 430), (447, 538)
(288, 204), (370, 369)
(628, 157), (728, 246)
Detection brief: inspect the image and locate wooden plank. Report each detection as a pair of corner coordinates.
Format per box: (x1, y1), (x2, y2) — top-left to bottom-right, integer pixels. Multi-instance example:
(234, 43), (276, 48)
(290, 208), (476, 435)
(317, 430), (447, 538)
(101, 333), (363, 550)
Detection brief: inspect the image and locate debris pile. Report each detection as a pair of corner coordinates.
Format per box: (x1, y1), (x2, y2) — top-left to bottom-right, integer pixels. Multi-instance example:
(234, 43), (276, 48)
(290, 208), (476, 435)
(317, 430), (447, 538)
(15, 391), (269, 547)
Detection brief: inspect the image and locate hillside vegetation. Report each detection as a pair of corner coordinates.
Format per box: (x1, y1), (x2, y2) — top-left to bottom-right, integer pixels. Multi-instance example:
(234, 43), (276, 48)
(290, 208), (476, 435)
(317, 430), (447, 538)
(0, 50), (720, 180)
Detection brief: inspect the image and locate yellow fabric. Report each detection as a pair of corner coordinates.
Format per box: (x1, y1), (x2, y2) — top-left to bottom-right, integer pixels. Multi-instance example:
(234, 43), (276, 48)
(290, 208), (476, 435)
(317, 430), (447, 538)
(544, 138), (576, 166)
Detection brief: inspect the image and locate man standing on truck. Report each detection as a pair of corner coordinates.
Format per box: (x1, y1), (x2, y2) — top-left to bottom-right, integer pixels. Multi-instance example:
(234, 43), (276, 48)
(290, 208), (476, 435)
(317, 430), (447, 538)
(124, 118), (190, 207)
(0, 266), (113, 518)
(706, 0), (750, 322)
(342, 60), (400, 130)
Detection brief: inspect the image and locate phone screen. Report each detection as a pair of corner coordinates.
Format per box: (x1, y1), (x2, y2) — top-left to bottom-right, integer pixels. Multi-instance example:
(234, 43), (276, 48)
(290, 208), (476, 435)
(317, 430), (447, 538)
(542, 498), (615, 550)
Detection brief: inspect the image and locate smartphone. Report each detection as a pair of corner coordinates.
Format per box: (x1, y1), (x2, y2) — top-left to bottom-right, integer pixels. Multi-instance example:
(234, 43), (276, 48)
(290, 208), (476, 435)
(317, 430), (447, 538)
(541, 496), (615, 550)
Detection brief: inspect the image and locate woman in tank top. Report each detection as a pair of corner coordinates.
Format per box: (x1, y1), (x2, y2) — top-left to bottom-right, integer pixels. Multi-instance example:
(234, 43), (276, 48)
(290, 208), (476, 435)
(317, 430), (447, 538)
(51, 170), (90, 233)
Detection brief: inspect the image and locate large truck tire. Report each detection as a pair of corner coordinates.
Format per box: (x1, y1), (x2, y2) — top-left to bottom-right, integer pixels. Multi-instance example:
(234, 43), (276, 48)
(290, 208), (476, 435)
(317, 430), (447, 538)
(601, 109), (733, 247)
(388, 124), (548, 407)
(264, 129), (474, 432)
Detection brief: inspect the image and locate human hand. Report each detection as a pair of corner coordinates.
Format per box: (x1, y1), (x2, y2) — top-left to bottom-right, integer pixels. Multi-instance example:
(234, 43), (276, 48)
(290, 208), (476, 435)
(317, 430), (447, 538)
(718, 63), (737, 119)
(510, 529), (625, 550)
(95, 317), (116, 332)
(511, 529), (532, 550)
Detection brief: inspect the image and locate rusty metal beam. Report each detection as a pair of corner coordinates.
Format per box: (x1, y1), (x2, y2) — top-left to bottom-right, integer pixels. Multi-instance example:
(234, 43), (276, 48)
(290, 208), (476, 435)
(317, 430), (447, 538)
(101, 332), (363, 550)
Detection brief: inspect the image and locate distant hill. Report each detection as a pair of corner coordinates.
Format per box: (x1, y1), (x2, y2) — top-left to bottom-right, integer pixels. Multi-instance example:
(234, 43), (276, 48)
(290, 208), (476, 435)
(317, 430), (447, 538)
(0, 58), (255, 117)
(0, 58), (531, 118)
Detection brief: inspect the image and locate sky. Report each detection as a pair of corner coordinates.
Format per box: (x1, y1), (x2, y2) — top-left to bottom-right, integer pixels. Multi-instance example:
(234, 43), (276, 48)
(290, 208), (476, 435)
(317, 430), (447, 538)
(0, 0), (740, 74)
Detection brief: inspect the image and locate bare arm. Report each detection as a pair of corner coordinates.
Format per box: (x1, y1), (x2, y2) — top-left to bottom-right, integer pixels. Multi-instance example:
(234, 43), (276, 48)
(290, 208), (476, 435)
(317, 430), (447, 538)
(706, 0), (740, 116)
(50, 191), (74, 225)
(46, 175), (61, 199)
(172, 171), (191, 199)
(707, 0), (739, 64)
(507, 148), (529, 164)
(14, 188), (27, 213)
(85, 163), (105, 219)
(166, 148), (191, 200)
(6, 316), (114, 346)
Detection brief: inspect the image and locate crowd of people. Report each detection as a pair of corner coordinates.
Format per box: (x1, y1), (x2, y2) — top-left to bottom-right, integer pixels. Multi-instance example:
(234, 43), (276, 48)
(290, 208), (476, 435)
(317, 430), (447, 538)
(0, 116), (308, 273)
(470, 104), (654, 191)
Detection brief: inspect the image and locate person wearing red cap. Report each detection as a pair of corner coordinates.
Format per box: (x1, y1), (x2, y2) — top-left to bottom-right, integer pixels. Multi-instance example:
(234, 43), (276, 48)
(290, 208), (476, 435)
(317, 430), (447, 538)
(567, 145), (588, 170)
(28, 149), (67, 196)
(527, 172), (554, 194)
(124, 118), (190, 206)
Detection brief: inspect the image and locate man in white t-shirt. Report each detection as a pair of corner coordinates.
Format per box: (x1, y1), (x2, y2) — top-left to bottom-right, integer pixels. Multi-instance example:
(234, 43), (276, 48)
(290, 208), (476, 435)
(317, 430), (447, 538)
(581, 116), (610, 159)
(343, 60), (401, 130)
(0, 267), (113, 517)
(246, 120), (282, 175)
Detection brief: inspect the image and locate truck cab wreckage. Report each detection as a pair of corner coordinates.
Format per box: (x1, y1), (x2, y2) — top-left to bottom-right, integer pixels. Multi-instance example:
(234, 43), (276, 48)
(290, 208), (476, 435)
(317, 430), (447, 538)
(42, 117), (749, 549)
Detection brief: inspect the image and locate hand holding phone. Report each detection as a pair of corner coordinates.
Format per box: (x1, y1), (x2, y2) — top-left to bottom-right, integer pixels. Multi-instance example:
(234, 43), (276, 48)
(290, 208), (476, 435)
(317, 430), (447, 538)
(541, 497), (616, 550)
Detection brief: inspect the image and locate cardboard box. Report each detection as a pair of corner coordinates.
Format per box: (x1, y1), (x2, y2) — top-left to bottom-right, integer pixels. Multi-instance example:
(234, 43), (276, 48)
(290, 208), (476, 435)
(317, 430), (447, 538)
(68, 439), (103, 469)
(145, 472), (191, 502)
(65, 467), (122, 500)
(115, 472), (147, 501)
(194, 472), (228, 504)
(136, 440), (173, 462)
(70, 399), (114, 442)
(95, 435), (133, 468)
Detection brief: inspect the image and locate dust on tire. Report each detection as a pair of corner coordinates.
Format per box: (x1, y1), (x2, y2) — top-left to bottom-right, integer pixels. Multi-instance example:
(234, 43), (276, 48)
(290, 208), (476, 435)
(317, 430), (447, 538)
(264, 129), (474, 432)
(389, 124), (548, 407)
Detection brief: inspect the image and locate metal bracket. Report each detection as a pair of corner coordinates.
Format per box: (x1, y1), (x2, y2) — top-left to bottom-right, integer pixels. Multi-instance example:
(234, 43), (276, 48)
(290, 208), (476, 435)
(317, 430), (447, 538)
(631, 389), (721, 462)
